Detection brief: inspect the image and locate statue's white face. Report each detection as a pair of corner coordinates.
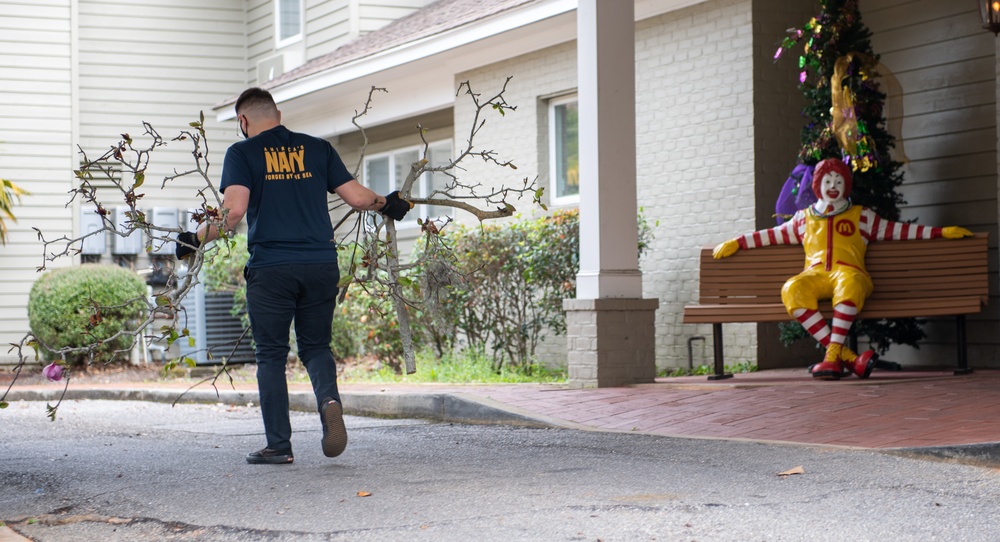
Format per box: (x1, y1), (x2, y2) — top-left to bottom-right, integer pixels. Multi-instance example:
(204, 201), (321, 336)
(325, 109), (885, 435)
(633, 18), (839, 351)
(819, 171), (847, 206)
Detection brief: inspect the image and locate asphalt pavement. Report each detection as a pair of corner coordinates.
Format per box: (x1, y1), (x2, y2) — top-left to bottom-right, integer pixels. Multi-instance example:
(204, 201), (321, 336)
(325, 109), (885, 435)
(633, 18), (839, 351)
(0, 370), (1000, 542)
(4, 398), (1000, 541)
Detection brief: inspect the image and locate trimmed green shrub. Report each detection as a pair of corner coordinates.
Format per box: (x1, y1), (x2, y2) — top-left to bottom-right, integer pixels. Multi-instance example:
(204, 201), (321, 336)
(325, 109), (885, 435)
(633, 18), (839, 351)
(28, 264), (148, 364)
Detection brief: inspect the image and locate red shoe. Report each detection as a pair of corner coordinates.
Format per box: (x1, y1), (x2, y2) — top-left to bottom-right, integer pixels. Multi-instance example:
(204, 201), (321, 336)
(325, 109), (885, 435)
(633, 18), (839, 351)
(810, 360), (843, 380)
(845, 349), (878, 379)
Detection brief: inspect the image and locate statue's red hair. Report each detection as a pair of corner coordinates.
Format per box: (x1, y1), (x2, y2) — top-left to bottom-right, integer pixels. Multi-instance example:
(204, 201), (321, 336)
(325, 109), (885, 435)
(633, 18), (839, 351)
(812, 158), (853, 200)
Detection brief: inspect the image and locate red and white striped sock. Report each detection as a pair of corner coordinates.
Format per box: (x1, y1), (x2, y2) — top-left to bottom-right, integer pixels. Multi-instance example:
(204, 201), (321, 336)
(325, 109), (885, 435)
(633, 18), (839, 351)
(830, 302), (858, 346)
(793, 308), (831, 346)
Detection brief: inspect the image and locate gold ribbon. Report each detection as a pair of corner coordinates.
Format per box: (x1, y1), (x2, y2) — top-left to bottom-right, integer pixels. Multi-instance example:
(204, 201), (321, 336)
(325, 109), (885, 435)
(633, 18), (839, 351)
(830, 54), (859, 155)
(829, 53), (877, 170)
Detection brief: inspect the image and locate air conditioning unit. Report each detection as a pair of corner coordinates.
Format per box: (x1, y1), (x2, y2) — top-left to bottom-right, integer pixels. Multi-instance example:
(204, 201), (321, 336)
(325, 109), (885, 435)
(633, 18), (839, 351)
(177, 279), (255, 365)
(112, 206), (143, 255)
(257, 54), (284, 84)
(148, 207), (179, 255)
(79, 207), (106, 255)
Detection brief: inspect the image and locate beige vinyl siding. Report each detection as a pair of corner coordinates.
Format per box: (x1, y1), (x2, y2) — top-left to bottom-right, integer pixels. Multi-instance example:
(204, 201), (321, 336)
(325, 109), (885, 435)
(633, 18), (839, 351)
(77, 0), (246, 205)
(0, 0), (75, 356)
(865, 0), (998, 365)
(248, 1), (437, 84)
(0, 0), (246, 362)
(357, 0), (437, 33)
(305, 0), (353, 59)
(247, 0), (275, 84)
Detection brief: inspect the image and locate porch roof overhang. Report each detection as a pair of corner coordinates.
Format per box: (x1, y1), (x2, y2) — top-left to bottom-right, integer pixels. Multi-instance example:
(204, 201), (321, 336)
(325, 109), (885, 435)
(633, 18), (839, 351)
(214, 0), (705, 139)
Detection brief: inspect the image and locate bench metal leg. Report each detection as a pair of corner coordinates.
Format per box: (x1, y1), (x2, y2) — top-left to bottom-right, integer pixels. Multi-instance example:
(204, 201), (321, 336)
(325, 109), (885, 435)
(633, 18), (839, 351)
(708, 323), (733, 381)
(955, 314), (973, 375)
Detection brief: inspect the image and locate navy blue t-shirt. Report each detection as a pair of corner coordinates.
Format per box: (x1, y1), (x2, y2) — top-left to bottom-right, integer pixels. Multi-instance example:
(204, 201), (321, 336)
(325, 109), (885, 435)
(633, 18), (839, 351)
(220, 125), (353, 268)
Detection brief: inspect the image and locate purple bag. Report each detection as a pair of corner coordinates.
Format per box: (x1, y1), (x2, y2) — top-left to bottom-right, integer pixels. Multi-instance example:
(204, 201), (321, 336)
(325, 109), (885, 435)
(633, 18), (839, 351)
(775, 164), (815, 224)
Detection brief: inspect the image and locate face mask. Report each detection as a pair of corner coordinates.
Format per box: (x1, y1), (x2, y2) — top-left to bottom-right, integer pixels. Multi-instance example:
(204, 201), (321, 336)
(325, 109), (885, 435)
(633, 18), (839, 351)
(239, 116), (249, 139)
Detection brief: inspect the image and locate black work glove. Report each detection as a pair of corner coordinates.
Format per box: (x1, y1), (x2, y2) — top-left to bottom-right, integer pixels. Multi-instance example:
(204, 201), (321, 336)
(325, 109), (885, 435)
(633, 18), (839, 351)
(380, 190), (413, 221)
(175, 231), (200, 260)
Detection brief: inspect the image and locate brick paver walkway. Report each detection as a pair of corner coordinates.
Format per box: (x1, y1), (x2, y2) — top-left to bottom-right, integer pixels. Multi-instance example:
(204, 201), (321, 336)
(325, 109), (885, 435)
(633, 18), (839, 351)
(454, 369), (1000, 449)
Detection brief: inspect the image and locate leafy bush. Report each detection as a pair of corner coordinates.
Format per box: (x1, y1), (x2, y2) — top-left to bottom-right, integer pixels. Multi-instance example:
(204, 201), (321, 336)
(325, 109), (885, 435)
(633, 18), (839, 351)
(418, 210), (580, 370)
(331, 282), (407, 368)
(333, 241), (436, 369)
(202, 234), (427, 368)
(413, 208), (654, 371)
(202, 235), (249, 321)
(28, 264), (148, 364)
(204, 209), (655, 376)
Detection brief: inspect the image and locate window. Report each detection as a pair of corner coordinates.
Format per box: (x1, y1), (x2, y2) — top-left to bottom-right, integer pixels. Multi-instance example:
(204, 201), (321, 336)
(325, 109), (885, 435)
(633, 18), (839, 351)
(363, 141), (453, 225)
(275, 0), (303, 48)
(549, 95), (579, 204)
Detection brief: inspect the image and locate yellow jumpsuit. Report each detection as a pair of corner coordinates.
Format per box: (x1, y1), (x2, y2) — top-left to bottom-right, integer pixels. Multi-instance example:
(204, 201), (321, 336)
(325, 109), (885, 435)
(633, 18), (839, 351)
(780, 206), (873, 316)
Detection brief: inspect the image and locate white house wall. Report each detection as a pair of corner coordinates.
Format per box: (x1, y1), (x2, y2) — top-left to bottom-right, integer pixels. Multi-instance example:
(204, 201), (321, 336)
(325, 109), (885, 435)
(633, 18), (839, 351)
(449, 0), (759, 371)
(0, 0), (76, 355)
(636, 0), (759, 370)
(453, 41), (577, 224)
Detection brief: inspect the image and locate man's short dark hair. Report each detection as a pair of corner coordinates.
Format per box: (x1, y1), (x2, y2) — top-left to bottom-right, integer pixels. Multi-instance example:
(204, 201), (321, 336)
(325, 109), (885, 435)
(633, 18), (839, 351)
(234, 87), (277, 116)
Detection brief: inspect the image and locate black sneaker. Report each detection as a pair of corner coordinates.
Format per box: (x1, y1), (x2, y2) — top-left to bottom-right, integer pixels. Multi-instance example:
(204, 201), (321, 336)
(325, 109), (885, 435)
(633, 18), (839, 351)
(246, 447), (294, 465)
(321, 398), (348, 458)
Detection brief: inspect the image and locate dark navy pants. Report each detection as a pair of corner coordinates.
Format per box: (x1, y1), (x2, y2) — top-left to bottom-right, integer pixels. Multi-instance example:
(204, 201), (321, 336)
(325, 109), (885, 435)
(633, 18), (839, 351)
(244, 263), (341, 451)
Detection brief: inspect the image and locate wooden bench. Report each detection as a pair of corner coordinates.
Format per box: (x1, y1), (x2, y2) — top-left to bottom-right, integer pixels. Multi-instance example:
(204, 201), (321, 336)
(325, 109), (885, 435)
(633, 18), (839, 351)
(683, 233), (989, 379)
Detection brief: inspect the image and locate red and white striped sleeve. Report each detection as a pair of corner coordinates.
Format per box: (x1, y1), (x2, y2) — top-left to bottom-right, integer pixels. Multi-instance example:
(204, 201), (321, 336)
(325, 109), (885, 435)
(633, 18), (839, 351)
(859, 208), (942, 241)
(736, 212), (804, 250)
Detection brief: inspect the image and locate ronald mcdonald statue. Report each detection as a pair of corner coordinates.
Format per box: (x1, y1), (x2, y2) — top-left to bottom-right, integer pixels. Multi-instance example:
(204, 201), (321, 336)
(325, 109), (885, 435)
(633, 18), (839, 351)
(713, 158), (972, 380)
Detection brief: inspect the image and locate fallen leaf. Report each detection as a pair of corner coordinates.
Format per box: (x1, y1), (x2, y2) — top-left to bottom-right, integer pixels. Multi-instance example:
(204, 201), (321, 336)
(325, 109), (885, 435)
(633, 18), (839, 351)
(777, 466), (805, 476)
(357, 491), (372, 497)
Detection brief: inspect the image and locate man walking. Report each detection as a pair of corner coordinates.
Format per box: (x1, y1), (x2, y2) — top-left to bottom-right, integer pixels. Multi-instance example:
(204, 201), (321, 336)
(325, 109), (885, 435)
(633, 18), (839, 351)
(176, 87), (411, 464)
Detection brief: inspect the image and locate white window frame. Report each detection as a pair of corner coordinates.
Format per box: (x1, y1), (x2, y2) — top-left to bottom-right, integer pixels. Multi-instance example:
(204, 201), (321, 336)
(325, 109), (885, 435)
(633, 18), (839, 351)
(548, 94), (580, 206)
(275, 0), (304, 49)
(362, 140), (453, 228)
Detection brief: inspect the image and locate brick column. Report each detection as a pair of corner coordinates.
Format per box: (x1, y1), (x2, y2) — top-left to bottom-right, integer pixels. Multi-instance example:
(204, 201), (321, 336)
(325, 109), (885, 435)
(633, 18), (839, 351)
(564, 299), (659, 388)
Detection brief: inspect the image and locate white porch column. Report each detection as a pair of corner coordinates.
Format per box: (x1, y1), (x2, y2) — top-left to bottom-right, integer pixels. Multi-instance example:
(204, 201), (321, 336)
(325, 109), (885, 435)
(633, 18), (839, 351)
(564, 0), (657, 388)
(575, 0), (641, 298)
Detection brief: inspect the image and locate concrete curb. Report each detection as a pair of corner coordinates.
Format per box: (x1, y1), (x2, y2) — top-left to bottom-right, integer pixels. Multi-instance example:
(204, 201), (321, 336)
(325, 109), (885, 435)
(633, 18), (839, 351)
(890, 442), (1000, 466)
(3, 387), (553, 429)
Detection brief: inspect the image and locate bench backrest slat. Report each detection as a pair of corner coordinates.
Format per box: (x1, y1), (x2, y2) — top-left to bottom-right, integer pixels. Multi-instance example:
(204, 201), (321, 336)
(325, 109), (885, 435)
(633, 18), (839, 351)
(696, 233), (989, 306)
